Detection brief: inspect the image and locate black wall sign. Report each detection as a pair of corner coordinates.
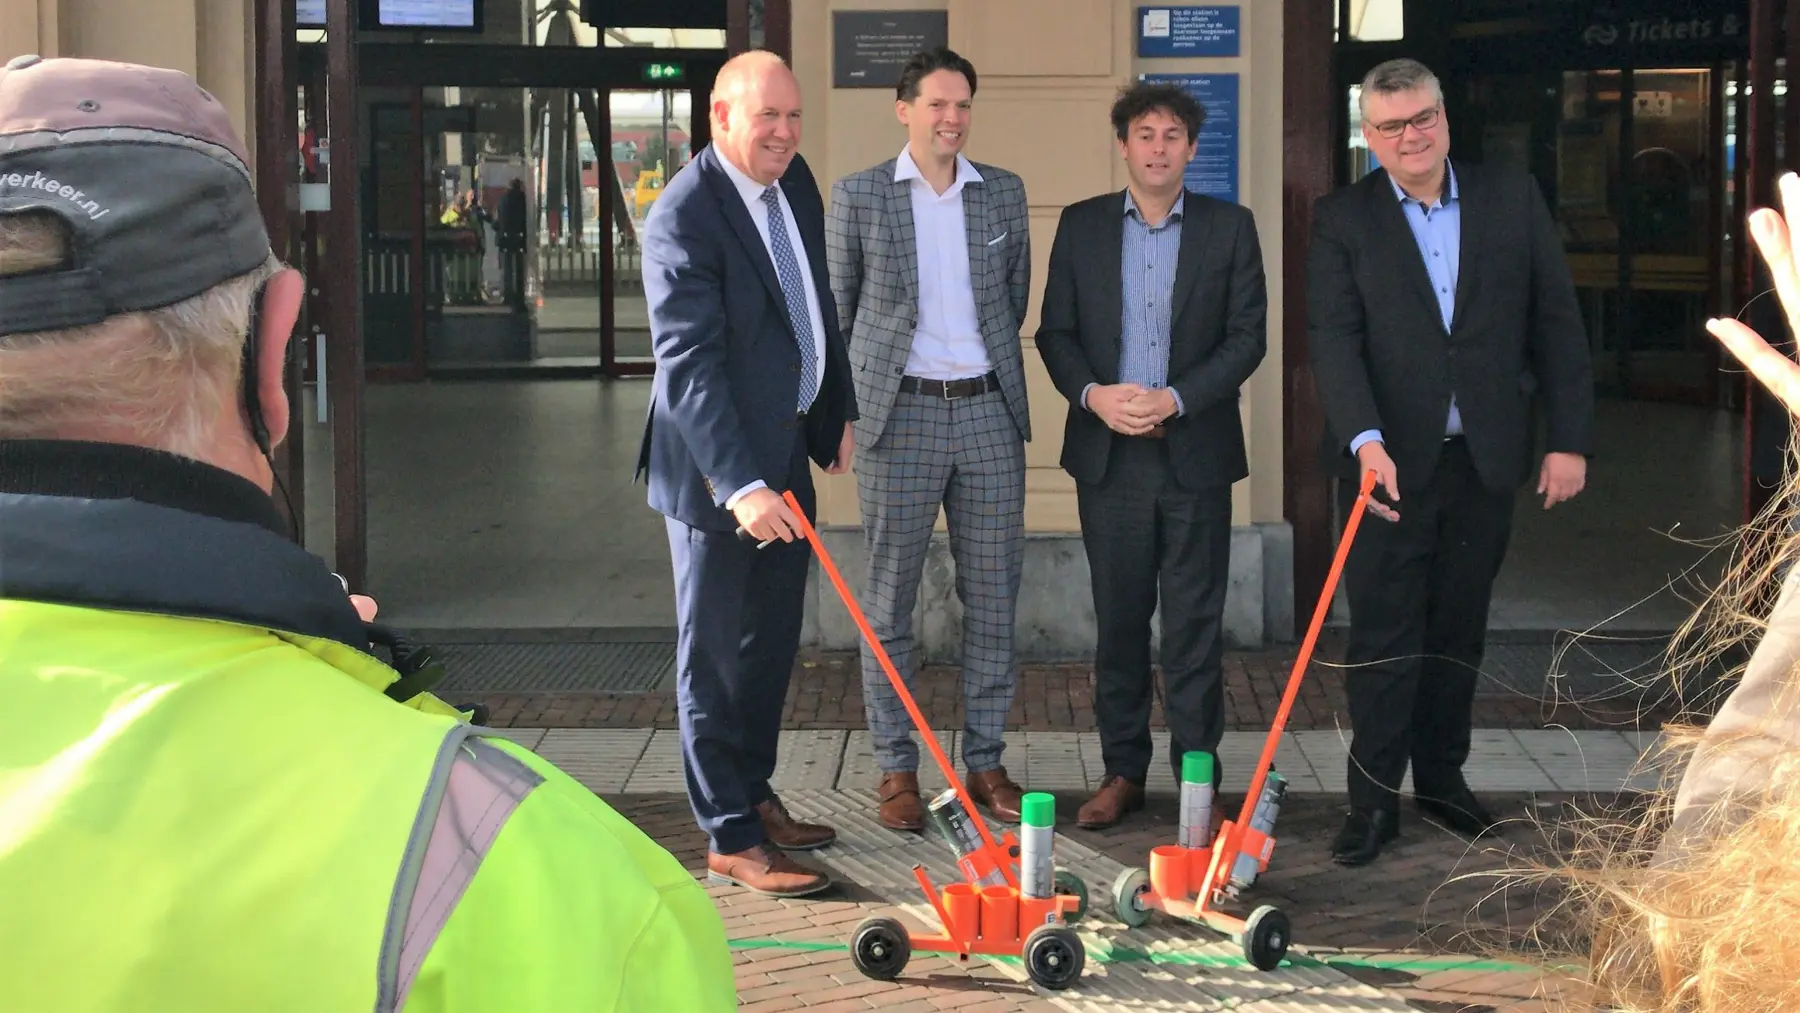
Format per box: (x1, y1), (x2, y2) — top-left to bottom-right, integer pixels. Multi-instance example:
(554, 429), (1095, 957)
(832, 10), (949, 90)
(580, 0), (727, 30)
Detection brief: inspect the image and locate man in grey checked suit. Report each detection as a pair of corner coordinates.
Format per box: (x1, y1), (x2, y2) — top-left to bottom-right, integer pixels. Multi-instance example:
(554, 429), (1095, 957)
(824, 47), (1034, 830)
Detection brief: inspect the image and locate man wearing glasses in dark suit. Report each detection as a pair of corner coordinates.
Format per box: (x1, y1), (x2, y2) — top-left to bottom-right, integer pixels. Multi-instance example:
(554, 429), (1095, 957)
(1306, 58), (1594, 866)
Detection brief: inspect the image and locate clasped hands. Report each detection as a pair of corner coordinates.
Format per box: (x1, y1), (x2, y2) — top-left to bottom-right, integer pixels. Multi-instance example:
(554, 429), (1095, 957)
(1088, 383), (1178, 436)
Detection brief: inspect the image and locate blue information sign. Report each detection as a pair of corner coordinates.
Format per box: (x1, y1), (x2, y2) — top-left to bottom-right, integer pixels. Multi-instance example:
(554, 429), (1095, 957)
(1140, 74), (1239, 204)
(1137, 6), (1240, 58)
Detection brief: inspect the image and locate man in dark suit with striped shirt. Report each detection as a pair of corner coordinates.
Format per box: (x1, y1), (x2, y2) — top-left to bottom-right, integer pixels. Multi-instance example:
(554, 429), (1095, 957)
(1037, 82), (1268, 829)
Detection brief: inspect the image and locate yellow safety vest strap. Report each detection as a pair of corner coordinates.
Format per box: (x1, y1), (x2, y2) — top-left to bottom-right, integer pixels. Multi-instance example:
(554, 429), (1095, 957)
(375, 728), (545, 1012)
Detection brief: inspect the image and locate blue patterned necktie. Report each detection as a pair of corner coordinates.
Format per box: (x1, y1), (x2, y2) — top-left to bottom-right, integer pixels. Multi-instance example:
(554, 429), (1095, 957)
(759, 185), (820, 412)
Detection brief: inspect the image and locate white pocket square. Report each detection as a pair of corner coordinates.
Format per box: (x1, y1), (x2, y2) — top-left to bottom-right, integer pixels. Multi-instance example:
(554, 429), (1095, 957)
(986, 231), (1008, 246)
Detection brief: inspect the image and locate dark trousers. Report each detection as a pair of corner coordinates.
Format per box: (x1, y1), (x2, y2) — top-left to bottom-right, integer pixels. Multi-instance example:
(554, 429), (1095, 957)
(500, 244), (527, 308)
(1078, 437), (1232, 786)
(1340, 437), (1514, 812)
(666, 432), (814, 854)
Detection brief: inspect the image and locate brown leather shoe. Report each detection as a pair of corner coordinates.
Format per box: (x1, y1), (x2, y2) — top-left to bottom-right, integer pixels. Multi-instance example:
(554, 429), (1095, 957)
(1076, 774), (1146, 829)
(966, 766), (1025, 823)
(756, 796), (837, 851)
(876, 772), (925, 831)
(707, 844), (832, 897)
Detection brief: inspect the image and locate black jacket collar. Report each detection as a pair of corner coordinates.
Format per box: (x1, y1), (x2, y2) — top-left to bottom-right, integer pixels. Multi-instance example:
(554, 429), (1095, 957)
(0, 440), (370, 653)
(0, 439), (289, 534)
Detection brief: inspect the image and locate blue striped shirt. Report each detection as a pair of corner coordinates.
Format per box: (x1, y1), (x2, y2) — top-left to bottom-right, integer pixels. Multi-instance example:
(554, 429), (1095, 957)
(1084, 190), (1187, 415)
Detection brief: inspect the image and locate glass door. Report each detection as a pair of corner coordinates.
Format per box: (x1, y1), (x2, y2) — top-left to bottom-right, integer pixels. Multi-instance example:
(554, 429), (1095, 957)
(351, 83), (610, 378)
(528, 83), (606, 370)
(601, 85), (699, 376)
(350, 77), (711, 380)
(1574, 67), (1722, 405)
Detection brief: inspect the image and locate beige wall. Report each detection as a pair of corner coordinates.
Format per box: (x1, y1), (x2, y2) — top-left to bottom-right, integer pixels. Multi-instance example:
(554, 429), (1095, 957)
(791, 0), (1286, 533)
(0, 0), (256, 157)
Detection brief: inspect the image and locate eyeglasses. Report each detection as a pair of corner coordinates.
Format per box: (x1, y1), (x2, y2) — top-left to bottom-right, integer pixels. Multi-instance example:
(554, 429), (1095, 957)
(1367, 105), (1441, 139)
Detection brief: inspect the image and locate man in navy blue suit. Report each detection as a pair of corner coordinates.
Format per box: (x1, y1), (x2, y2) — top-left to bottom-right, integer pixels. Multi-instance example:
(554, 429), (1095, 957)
(637, 50), (858, 898)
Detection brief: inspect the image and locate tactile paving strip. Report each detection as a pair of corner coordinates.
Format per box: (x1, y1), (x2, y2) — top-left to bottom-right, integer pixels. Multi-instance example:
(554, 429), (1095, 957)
(426, 642), (675, 693)
(778, 789), (1418, 1011)
(510, 727), (1664, 798)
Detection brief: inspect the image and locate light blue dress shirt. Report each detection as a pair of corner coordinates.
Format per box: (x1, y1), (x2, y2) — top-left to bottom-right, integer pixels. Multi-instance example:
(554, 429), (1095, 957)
(1349, 162), (1463, 455)
(1082, 190), (1187, 416)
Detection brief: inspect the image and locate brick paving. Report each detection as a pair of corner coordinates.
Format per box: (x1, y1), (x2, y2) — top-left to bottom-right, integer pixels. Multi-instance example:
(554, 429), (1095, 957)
(610, 787), (1602, 1012)
(466, 628), (1669, 1008)
(470, 636), (1673, 733)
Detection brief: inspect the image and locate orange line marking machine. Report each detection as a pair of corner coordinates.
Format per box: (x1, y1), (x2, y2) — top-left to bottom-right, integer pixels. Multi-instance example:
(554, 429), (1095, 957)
(775, 491), (1091, 991)
(1108, 469), (1378, 971)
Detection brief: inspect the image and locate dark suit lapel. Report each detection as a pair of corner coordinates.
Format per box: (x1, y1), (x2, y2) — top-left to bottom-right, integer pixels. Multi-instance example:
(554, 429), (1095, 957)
(1169, 191), (1213, 335)
(1098, 193), (1126, 370)
(1368, 170), (1445, 335)
(1448, 164), (1477, 334)
(886, 174), (920, 308)
(697, 146), (790, 331)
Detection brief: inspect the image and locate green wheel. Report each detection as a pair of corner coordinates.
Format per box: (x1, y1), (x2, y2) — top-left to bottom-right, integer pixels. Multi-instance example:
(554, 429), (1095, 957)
(1111, 867), (1153, 928)
(1053, 867), (1088, 924)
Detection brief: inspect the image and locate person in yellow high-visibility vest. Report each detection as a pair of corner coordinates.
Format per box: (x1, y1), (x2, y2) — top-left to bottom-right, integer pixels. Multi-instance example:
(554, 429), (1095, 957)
(0, 55), (736, 1013)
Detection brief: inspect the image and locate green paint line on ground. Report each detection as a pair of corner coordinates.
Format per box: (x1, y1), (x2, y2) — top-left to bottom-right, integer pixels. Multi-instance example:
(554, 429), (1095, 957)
(727, 937), (1539, 975)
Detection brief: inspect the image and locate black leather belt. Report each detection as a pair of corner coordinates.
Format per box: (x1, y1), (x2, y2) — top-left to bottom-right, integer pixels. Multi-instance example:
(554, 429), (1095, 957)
(898, 371), (1000, 399)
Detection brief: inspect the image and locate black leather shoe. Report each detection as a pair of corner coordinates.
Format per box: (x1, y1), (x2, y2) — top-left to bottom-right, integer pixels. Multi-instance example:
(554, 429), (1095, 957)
(1415, 787), (1502, 839)
(1330, 808), (1398, 866)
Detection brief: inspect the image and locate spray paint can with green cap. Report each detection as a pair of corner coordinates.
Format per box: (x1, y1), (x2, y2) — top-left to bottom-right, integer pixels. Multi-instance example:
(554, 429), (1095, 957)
(1177, 751), (1215, 849)
(1229, 770), (1288, 888)
(1018, 792), (1056, 898)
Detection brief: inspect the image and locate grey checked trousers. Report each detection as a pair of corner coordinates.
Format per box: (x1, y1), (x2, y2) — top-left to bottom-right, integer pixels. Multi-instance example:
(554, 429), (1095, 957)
(855, 388), (1026, 774)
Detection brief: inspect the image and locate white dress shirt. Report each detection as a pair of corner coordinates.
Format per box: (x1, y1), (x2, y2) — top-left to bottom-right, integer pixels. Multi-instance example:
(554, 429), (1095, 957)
(714, 151), (830, 509)
(894, 145), (992, 381)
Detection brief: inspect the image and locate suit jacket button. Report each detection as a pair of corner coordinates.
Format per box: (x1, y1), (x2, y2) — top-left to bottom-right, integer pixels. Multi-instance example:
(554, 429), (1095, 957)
(791, 363), (799, 372)
(782, 420), (794, 431)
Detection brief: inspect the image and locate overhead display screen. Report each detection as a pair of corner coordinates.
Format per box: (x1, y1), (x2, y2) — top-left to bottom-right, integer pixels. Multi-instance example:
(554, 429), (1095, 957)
(295, 0), (482, 30)
(375, 0), (478, 28)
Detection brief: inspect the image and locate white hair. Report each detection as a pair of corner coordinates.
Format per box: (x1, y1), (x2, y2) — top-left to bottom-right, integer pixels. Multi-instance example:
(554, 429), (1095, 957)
(1358, 58), (1444, 121)
(0, 210), (279, 459)
(709, 48), (789, 131)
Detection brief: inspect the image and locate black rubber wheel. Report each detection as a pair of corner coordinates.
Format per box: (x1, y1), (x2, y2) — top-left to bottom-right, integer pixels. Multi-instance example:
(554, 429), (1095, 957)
(1242, 904), (1290, 972)
(1023, 923), (1085, 990)
(1110, 867), (1153, 928)
(1053, 867), (1088, 924)
(849, 916), (911, 981)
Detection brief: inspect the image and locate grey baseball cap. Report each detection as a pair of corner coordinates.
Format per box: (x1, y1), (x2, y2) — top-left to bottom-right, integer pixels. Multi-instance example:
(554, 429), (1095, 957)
(0, 54), (272, 338)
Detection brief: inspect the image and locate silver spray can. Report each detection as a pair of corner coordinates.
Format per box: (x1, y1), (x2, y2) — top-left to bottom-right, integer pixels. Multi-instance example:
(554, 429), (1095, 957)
(1018, 792), (1056, 899)
(927, 787), (1006, 887)
(1229, 771), (1287, 888)
(1177, 751), (1216, 849)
